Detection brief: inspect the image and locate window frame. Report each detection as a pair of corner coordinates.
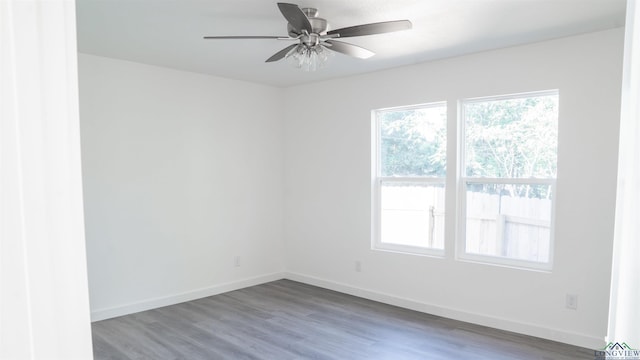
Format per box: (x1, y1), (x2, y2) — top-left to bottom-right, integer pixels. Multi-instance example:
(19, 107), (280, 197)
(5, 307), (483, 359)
(371, 102), (447, 257)
(456, 90), (559, 271)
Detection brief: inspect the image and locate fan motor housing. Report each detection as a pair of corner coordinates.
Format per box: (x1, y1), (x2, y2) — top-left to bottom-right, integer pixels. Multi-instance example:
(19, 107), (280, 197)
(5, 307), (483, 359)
(287, 7), (328, 36)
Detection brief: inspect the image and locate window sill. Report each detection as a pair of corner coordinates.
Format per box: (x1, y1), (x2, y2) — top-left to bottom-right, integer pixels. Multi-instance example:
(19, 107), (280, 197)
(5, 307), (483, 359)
(456, 253), (553, 272)
(373, 243), (445, 258)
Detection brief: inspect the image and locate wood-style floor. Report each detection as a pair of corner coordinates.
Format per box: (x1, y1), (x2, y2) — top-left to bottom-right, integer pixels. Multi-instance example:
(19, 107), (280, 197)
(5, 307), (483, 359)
(92, 279), (594, 359)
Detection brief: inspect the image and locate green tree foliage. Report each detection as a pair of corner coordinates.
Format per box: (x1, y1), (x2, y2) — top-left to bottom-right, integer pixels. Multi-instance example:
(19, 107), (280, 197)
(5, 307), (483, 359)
(464, 95), (558, 198)
(379, 106), (447, 177)
(464, 96), (558, 179)
(378, 94), (558, 198)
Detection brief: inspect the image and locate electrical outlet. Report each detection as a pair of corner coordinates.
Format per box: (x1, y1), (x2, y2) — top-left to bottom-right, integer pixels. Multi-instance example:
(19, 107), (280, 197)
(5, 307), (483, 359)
(566, 294), (578, 310)
(234, 256), (241, 267)
(355, 261), (362, 272)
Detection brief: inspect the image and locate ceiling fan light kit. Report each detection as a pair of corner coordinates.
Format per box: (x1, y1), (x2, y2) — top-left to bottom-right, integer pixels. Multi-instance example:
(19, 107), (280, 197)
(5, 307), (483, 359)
(203, 3), (412, 71)
(286, 42), (333, 71)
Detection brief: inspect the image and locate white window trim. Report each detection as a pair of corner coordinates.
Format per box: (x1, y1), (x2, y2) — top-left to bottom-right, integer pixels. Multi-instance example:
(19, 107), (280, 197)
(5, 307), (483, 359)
(461, 89), (559, 105)
(371, 103), (447, 257)
(456, 90), (558, 271)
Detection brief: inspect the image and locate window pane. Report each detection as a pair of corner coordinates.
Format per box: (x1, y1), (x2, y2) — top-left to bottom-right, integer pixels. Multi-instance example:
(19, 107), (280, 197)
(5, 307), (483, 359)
(465, 183), (552, 262)
(380, 182), (445, 249)
(378, 105), (446, 177)
(464, 94), (558, 178)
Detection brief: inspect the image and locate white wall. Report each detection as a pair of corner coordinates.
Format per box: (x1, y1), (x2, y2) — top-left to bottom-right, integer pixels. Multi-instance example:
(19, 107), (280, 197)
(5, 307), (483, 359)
(79, 54), (285, 320)
(283, 29), (624, 348)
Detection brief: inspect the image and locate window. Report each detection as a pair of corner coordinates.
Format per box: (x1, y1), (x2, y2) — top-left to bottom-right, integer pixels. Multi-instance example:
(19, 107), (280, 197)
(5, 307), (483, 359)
(372, 103), (447, 255)
(371, 91), (558, 270)
(459, 91), (559, 269)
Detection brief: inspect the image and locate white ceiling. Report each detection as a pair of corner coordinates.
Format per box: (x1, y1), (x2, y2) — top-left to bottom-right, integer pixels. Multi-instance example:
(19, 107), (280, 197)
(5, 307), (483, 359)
(76, 0), (626, 87)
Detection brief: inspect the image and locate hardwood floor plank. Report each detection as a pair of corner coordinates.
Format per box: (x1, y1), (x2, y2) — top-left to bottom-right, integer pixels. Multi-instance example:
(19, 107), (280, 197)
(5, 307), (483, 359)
(92, 279), (595, 359)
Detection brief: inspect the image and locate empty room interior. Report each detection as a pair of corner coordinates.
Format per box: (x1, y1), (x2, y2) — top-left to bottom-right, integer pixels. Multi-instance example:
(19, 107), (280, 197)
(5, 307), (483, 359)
(4, 0), (640, 359)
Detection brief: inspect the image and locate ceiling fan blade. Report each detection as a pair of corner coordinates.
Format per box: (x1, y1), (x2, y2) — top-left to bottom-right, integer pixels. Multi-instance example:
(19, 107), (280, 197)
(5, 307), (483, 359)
(327, 20), (412, 38)
(265, 43), (298, 62)
(277, 3), (312, 34)
(324, 40), (374, 59)
(203, 36), (289, 40)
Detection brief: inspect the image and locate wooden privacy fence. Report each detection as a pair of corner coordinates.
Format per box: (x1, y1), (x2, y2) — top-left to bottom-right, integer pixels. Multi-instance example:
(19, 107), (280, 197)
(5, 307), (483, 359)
(382, 186), (551, 261)
(465, 191), (551, 262)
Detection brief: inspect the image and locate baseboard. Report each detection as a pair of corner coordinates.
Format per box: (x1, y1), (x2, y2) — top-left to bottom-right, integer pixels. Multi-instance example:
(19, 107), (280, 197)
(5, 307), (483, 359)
(284, 271), (604, 350)
(90, 272), (285, 322)
(90, 270), (604, 349)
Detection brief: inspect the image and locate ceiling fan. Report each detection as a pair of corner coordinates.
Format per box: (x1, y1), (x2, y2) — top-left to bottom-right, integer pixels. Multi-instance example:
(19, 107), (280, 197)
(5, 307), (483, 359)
(203, 3), (412, 71)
